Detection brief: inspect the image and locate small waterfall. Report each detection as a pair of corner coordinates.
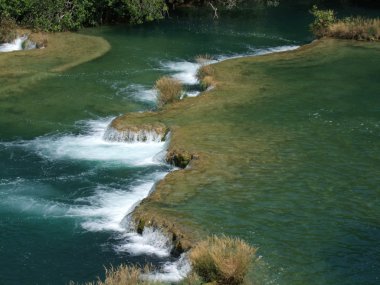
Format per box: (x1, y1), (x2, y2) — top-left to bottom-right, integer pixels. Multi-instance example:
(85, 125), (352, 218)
(103, 125), (168, 143)
(0, 36), (36, 53)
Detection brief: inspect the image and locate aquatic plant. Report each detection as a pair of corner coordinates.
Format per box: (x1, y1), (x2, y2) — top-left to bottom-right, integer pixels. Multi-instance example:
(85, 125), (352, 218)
(190, 236), (256, 285)
(155, 76), (183, 107)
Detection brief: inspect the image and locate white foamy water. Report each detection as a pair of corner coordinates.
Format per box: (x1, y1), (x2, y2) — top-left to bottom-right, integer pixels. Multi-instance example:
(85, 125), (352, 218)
(68, 174), (166, 232)
(147, 253), (192, 282)
(160, 45), (299, 99)
(0, 36), (36, 52)
(215, 45), (300, 61)
(161, 61), (201, 85)
(18, 118), (166, 166)
(116, 227), (172, 257)
(249, 44), (300, 56)
(116, 84), (158, 103)
(103, 126), (167, 143)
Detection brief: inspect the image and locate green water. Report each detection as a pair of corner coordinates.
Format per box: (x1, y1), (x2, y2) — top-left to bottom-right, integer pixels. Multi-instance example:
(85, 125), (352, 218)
(0, 3), (379, 285)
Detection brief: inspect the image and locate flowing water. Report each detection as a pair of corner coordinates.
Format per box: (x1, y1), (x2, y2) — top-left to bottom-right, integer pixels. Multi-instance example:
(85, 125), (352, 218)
(0, 3), (379, 285)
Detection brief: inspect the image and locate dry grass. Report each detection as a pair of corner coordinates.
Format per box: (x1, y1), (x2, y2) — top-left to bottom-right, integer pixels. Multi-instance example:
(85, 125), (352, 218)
(190, 236), (256, 285)
(327, 17), (380, 41)
(196, 65), (215, 81)
(155, 76), (183, 107)
(70, 264), (164, 285)
(200, 75), (216, 90)
(196, 65), (216, 90)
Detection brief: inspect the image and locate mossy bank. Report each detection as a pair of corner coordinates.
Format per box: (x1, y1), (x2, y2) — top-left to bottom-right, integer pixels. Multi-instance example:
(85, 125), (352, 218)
(0, 31), (110, 95)
(111, 39), (380, 273)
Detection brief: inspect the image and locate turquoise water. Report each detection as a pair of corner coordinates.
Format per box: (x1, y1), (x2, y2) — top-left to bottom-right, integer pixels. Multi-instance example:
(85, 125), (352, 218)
(0, 3), (379, 285)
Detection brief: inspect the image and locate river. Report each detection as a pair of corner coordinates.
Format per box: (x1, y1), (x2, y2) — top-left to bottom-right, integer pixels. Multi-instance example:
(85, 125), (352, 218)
(0, 3), (379, 285)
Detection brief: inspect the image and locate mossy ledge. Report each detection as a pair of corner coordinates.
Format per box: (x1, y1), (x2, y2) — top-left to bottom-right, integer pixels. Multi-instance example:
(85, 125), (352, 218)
(0, 30), (110, 95)
(108, 39), (380, 263)
(105, 119), (169, 142)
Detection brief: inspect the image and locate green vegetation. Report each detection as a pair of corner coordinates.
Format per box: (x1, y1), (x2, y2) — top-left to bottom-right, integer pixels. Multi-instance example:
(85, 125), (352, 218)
(310, 5), (380, 40)
(190, 236), (256, 285)
(0, 0), (284, 33)
(309, 5), (336, 37)
(0, 0), (168, 32)
(155, 76), (183, 108)
(0, 16), (17, 43)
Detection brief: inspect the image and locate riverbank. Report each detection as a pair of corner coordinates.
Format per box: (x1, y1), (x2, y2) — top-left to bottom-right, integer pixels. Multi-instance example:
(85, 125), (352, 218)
(112, 38), (380, 284)
(0, 31), (110, 95)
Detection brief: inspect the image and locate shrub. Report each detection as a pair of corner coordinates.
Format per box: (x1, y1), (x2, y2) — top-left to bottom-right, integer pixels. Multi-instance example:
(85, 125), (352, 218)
(309, 5), (336, 38)
(0, 16), (17, 43)
(155, 76), (182, 107)
(189, 235), (256, 285)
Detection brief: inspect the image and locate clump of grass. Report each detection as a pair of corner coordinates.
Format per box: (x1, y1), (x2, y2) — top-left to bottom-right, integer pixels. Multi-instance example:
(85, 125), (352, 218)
(200, 76), (215, 90)
(327, 17), (380, 41)
(71, 264), (164, 285)
(155, 76), (183, 107)
(196, 65), (215, 81)
(189, 235), (256, 285)
(196, 64), (216, 90)
(0, 16), (17, 43)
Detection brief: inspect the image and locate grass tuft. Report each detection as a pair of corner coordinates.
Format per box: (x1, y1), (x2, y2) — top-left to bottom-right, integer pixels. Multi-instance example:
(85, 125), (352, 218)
(190, 235), (256, 285)
(155, 76), (183, 107)
(71, 264), (164, 285)
(196, 65), (215, 81)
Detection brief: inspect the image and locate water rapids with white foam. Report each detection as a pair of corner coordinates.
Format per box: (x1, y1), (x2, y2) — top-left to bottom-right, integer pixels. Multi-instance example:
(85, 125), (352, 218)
(0, 8), (311, 283)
